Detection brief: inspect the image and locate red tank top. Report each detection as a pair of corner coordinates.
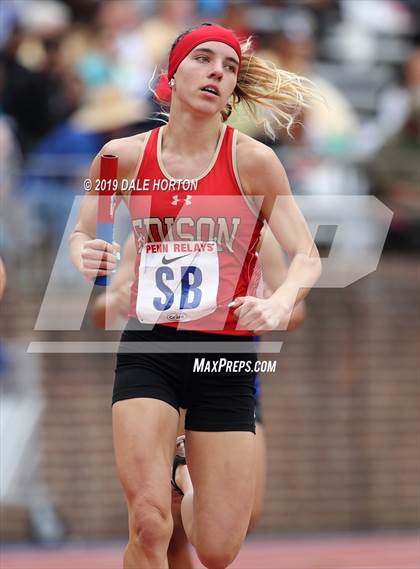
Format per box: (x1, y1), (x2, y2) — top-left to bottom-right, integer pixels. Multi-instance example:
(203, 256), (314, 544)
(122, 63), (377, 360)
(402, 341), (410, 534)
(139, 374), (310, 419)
(128, 124), (264, 335)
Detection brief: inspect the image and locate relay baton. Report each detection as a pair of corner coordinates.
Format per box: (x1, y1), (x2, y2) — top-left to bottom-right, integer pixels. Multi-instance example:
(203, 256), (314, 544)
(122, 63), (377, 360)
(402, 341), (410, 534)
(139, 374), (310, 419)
(95, 154), (118, 286)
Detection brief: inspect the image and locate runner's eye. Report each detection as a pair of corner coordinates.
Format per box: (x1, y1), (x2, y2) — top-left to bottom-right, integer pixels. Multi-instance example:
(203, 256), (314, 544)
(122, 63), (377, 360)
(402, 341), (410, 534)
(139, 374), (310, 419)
(195, 56), (210, 63)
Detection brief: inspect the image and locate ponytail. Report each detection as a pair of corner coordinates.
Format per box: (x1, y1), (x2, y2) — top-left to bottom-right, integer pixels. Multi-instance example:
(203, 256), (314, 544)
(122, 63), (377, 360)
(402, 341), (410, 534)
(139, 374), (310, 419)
(228, 37), (319, 139)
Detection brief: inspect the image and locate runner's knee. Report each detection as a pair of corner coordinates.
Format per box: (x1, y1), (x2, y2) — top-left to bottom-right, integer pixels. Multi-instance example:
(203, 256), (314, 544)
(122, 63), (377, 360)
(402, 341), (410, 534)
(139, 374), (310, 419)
(128, 498), (173, 553)
(196, 540), (239, 569)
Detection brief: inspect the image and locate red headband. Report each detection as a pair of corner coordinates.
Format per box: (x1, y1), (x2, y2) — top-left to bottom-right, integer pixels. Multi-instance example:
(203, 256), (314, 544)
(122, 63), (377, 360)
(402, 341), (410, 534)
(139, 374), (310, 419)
(168, 25), (242, 80)
(155, 24), (242, 103)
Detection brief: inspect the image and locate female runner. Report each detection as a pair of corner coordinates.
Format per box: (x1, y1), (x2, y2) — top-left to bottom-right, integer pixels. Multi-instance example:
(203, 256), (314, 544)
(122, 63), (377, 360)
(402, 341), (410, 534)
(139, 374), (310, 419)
(70, 23), (320, 569)
(91, 227), (306, 568)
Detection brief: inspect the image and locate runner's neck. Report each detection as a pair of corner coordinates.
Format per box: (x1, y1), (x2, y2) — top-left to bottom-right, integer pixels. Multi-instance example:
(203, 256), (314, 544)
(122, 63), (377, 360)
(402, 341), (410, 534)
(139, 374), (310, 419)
(164, 112), (224, 157)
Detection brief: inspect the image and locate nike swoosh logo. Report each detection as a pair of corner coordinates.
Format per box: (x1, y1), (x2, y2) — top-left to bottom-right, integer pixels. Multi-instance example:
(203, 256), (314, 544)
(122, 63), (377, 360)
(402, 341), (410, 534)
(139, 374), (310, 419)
(161, 253), (191, 265)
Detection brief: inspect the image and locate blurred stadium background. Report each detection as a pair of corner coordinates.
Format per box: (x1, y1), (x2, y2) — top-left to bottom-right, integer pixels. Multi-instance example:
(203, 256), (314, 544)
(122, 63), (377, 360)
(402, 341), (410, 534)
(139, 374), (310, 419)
(0, 0), (419, 567)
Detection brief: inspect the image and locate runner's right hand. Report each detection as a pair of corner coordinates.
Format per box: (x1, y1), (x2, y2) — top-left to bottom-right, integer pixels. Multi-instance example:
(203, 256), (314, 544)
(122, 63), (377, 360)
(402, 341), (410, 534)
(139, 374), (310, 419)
(80, 239), (120, 281)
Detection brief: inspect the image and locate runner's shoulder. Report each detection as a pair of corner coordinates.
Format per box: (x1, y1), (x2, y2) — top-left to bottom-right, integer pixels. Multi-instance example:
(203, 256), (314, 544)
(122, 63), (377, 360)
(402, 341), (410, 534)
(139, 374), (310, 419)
(235, 131), (284, 193)
(236, 131), (279, 168)
(100, 130), (153, 178)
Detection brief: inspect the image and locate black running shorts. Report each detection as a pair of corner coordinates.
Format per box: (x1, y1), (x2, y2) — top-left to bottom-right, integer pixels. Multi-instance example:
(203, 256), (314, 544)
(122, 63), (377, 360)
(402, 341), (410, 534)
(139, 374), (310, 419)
(113, 319), (257, 433)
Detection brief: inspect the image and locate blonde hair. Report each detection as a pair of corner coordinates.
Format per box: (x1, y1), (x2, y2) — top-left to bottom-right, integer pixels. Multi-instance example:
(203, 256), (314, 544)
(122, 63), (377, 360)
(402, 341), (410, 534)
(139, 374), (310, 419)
(225, 37), (318, 139)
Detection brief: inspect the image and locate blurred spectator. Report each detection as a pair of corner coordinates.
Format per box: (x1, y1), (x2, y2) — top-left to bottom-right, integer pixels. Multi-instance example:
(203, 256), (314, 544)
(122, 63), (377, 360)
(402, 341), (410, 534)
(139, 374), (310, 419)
(327, 1), (416, 66)
(71, 84), (149, 137)
(140, 0), (197, 70)
(74, 27), (115, 88)
(0, 114), (35, 260)
(375, 47), (420, 140)
(340, 0), (414, 35)
(221, 3), (256, 44)
(367, 93), (419, 251)
(77, 1), (153, 99)
(356, 47), (420, 158)
(61, 0), (101, 24)
(272, 9), (358, 154)
(0, 1), (80, 155)
(268, 0), (340, 38)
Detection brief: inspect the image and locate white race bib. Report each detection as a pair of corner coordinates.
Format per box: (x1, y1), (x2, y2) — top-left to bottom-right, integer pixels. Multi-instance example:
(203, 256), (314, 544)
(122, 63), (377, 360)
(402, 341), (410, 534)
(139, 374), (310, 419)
(136, 241), (219, 324)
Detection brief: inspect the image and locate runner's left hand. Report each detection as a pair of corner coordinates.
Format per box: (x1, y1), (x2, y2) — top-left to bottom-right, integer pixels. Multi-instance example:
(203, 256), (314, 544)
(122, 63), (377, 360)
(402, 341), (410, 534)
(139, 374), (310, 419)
(231, 296), (292, 332)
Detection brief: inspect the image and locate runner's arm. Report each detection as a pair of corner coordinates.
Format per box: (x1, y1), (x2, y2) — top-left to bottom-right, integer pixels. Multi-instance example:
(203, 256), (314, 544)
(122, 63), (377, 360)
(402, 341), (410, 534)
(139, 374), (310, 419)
(240, 142), (321, 312)
(69, 135), (144, 281)
(259, 226), (306, 331)
(232, 139), (320, 331)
